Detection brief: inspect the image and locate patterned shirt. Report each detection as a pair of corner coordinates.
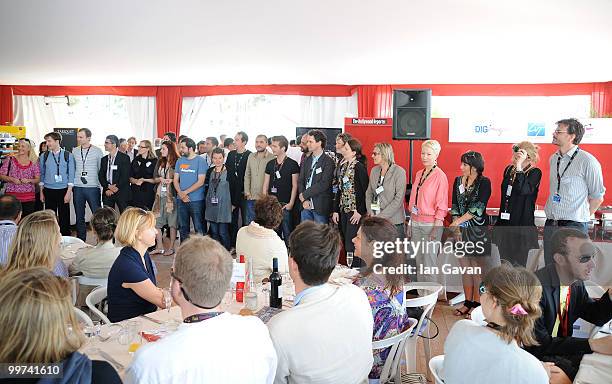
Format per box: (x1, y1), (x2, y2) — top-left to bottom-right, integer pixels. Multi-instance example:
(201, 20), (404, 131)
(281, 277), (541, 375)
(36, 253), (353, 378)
(0, 157), (40, 201)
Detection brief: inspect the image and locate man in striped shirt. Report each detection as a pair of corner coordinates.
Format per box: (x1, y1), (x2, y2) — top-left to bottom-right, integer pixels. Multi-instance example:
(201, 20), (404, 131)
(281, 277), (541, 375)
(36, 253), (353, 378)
(543, 118), (605, 266)
(72, 128), (104, 241)
(0, 195), (21, 267)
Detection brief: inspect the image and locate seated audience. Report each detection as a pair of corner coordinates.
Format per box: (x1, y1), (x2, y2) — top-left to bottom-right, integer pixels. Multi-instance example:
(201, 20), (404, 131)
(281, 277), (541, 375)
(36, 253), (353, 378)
(236, 195), (289, 283)
(0, 195), (22, 266)
(3, 210), (68, 277)
(107, 207), (168, 323)
(125, 235), (277, 383)
(0, 267), (121, 383)
(70, 207), (120, 305)
(445, 265), (549, 384)
(526, 228), (612, 382)
(267, 221), (374, 383)
(352, 216), (413, 382)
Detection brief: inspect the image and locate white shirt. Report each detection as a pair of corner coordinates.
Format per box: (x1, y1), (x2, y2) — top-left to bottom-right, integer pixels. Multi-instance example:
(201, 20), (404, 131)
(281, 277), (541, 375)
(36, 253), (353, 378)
(69, 240), (121, 279)
(267, 283), (373, 384)
(236, 222), (288, 283)
(125, 312), (277, 384)
(444, 320), (549, 384)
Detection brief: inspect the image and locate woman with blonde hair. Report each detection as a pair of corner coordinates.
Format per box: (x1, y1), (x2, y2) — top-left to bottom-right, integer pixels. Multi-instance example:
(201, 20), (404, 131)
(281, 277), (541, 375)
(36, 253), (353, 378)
(407, 139), (448, 282)
(494, 141), (542, 267)
(130, 139), (158, 210)
(107, 207), (168, 322)
(0, 138), (40, 216)
(365, 143), (407, 238)
(0, 267), (121, 382)
(4, 210), (68, 277)
(444, 264), (549, 383)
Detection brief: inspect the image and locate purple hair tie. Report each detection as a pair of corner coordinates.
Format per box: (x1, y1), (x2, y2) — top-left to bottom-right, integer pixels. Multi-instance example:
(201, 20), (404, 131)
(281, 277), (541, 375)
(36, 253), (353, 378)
(509, 303), (528, 316)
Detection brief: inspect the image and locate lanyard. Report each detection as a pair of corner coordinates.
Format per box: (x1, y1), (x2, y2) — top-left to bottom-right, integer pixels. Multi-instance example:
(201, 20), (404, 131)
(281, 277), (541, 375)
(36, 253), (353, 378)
(558, 287), (572, 337)
(51, 150), (61, 176)
(183, 312), (224, 323)
(272, 157), (285, 187)
(307, 155), (320, 186)
(80, 146), (91, 171)
(107, 154), (116, 183)
(234, 152), (245, 177)
(501, 165), (531, 213)
(212, 165), (225, 196)
(556, 147), (579, 194)
(414, 165), (436, 207)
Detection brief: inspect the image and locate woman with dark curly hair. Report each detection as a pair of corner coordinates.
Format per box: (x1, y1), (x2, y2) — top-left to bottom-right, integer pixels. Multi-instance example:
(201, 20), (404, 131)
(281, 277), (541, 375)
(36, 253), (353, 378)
(236, 195), (289, 282)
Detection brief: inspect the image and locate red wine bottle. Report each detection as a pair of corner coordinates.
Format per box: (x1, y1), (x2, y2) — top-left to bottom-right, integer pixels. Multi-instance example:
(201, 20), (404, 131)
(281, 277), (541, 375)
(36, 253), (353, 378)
(269, 257), (283, 308)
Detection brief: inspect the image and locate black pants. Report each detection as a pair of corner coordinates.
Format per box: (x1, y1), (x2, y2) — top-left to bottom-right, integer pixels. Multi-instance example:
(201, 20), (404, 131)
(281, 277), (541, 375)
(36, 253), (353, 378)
(44, 187), (71, 236)
(230, 199), (247, 248)
(103, 193), (128, 213)
(340, 211), (363, 267)
(21, 201), (36, 217)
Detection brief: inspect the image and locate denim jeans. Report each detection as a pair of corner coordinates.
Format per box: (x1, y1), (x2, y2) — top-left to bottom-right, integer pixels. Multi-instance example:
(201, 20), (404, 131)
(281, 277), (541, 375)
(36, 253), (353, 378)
(245, 199), (256, 226)
(209, 221), (230, 250)
(543, 220), (589, 266)
(301, 209), (328, 224)
(177, 199), (204, 241)
(73, 187), (102, 241)
(275, 208), (293, 246)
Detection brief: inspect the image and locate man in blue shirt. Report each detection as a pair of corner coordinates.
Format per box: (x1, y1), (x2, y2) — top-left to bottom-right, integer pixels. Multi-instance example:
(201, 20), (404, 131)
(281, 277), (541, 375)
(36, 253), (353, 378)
(39, 131), (76, 236)
(174, 137), (208, 241)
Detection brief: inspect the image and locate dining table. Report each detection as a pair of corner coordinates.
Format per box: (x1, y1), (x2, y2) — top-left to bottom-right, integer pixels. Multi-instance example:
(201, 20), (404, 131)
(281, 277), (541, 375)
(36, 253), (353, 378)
(574, 319), (612, 384)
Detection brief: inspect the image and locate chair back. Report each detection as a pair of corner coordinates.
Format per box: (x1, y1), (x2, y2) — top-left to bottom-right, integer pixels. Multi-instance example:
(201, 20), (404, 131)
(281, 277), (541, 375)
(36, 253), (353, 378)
(585, 280), (606, 299)
(86, 286), (110, 324)
(402, 282), (443, 335)
(77, 275), (107, 287)
(373, 319), (418, 384)
(74, 307), (94, 326)
(428, 355), (445, 384)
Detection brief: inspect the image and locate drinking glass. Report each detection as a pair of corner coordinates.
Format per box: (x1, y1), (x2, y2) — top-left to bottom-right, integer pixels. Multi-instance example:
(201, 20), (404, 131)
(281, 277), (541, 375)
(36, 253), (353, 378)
(245, 291), (258, 311)
(346, 252), (354, 268)
(162, 288), (172, 313)
(118, 320), (141, 354)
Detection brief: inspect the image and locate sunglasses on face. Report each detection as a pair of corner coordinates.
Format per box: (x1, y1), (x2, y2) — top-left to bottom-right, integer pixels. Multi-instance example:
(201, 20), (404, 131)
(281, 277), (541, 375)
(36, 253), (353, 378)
(479, 282), (487, 295)
(578, 254), (595, 264)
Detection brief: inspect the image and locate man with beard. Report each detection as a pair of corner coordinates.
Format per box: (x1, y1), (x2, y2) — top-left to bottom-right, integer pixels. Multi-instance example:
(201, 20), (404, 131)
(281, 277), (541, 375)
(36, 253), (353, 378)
(243, 134), (274, 226)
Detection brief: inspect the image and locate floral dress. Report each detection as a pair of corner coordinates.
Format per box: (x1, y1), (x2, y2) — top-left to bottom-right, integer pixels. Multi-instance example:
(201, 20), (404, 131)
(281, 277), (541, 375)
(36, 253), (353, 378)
(450, 176), (492, 257)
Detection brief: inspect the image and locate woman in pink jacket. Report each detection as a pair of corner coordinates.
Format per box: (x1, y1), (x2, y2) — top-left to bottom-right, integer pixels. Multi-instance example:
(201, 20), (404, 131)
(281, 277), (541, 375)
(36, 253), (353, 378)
(407, 140), (449, 283)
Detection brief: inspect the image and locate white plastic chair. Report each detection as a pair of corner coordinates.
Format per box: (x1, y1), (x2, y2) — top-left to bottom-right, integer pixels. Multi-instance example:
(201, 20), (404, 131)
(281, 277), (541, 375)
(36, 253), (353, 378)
(74, 307), (94, 326)
(428, 355), (445, 384)
(373, 319), (418, 384)
(77, 275), (107, 287)
(469, 306), (486, 326)
(86, 286), (111, 324)
(402, 282), (443, 374)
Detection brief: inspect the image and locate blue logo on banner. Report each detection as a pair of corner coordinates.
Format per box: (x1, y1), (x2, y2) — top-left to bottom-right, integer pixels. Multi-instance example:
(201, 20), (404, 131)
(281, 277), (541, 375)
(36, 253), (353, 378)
(474, 125), (489, 134)
(528, 123), (545, 136)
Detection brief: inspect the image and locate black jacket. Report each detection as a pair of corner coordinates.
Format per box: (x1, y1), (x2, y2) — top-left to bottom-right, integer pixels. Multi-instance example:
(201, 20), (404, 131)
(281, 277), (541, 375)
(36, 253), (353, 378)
(99, 151), (132, 202)
(528, 264), (612, 358)
(226, 149), (251, 206)
(299, 152), (335, 217)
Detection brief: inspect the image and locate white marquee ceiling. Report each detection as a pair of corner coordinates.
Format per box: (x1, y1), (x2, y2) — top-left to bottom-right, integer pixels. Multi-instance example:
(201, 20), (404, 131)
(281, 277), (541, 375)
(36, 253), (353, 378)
(1, 0), (611, 86)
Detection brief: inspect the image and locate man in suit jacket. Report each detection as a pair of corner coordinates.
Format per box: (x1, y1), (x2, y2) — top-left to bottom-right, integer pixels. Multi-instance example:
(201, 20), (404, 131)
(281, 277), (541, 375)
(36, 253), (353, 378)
(267, 221), (373, 384)
(98, 135), (132, 213)
(298, 130), (334, 224)
(527, 228), (612, 381)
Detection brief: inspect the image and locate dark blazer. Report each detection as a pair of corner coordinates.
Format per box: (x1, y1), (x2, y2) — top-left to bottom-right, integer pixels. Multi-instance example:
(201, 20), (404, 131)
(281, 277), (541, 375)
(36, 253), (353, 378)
(226, 149), (251, 207)
(334, 161), (369, 215)
(99, 151), (132, 202)
(299, 152), (335, 217)
(528, 264), (612, 359)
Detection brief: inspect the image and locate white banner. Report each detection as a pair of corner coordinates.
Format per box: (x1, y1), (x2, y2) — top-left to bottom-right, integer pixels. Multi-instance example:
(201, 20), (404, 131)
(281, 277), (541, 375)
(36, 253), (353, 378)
(449, 117), (612, 144)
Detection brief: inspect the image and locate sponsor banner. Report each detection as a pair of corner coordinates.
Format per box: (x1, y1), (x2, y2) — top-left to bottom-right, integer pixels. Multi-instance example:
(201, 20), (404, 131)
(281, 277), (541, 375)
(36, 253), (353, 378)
(449, 117), (612, 144)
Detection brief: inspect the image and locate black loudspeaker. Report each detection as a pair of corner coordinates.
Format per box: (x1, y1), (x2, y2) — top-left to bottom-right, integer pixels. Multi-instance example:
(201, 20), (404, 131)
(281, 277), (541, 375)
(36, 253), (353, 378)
(392, 89), (431, 140)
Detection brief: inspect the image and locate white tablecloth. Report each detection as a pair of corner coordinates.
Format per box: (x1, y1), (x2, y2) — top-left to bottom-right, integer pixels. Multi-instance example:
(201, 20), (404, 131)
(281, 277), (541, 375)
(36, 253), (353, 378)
(574, 320), (612, 384)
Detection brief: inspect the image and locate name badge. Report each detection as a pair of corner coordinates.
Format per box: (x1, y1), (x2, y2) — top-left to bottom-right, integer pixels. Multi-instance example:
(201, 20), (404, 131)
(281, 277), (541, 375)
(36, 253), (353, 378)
(54, 174), (63, 183)
(211, 197), (219, 205)
(458, 184), (465, 194)
(371, 203), (380, 211)
(506, 185), (513, 197)
(111, 165), (118, 171)
(315, 167), (322, 174)
(270, 186), (278, 194)
(553, 193), (561, 203)
(500, 212), (511, 220)
(161, 185), (167, 192)
(275, 171), (281, 179)
(146, 161), (151, 167)
(375, 186), (384, 195)
(81, 171), (87, 177)
(411, 206), (419, 215)
(332, 186), (338, 194)
(342, 176), (349, 184)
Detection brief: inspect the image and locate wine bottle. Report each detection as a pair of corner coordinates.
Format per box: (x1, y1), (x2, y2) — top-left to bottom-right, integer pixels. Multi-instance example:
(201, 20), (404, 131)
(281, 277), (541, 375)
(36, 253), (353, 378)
(269, 257), (283, 308)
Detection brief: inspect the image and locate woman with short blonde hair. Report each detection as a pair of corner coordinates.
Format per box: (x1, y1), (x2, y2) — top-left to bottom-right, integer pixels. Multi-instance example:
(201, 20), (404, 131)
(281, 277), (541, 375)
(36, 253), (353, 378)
(0, 138), (40, 216)
(4, 210), (67, 276)
(107, 207), (167, 322)
(0, 267), (121, 382)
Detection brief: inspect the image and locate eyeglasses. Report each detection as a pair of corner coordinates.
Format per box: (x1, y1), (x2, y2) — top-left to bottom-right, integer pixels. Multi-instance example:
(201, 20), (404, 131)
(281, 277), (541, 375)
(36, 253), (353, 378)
(554, 130), (568, 134)
(139, 145), (147, 149)
(170, 268), (221, 309)
(579, 253), (595, 263)
(372, 152), (381, 156)
(479, 282), (487, 295)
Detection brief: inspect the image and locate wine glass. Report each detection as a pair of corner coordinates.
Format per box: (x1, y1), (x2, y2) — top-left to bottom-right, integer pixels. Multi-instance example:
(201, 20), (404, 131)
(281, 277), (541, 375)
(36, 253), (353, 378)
(346, 252), (354, 268)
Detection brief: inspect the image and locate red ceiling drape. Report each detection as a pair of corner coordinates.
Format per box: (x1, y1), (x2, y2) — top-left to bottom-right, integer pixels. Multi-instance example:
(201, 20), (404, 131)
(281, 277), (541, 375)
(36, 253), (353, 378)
(156, 87), (183, 138)
(592, 81), (612, 117)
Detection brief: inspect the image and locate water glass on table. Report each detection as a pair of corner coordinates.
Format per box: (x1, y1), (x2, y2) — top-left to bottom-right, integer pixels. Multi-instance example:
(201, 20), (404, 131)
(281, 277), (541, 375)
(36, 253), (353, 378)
(118, 320), (142, 354)
(162, 288), (172, 312)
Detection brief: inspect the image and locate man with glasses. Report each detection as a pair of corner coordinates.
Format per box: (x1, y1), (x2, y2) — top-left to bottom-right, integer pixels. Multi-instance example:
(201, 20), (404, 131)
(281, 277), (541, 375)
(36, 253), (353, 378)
(72, 128), (104, 241)
(125, 236), (277, 384)
(527, 228), (612, 382)
(543, 118), (605, 266)
(98, 135), (132, 213)
(39, 131), (76, 236)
